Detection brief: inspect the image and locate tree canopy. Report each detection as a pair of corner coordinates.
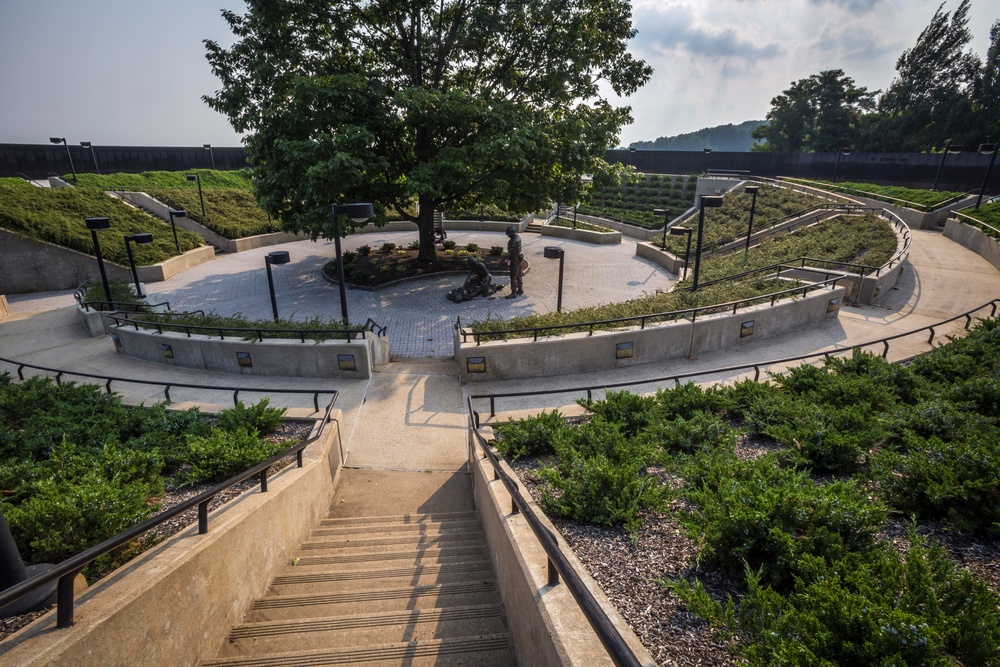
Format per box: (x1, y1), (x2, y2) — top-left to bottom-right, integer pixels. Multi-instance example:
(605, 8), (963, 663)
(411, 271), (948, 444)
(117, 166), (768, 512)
(204, 0), (651, 260)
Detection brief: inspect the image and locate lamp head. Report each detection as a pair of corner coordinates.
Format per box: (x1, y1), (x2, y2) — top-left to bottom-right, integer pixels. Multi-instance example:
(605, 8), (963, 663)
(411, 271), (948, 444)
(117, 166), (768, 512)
(80, 141), (92, 148)
(701, 195), (724, 208)
(266, 250), (290, 265)
(49, 137), (65, 145)
(130, 232), (154, 244)
(629, 146), (636, 153)
(169, 209), (187, 219)
(344, 202), (374, 223)
(186, 174), (198, 182)
(703, 147), (712, 154)
(840, 147), (853, 155)
(203, 144), (212, 150)
(979, 143), (998, 155)
(668, 227), (691, 236)
(85, 217), (111, 231)
(946, 144), (962, 154)
(653, 208), (668, 217)
(744, 186), (759, 195)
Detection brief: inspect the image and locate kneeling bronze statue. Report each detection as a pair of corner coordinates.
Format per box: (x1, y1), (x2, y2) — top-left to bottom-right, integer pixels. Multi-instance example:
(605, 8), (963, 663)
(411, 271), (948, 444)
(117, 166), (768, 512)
(447, 256), (505, 302)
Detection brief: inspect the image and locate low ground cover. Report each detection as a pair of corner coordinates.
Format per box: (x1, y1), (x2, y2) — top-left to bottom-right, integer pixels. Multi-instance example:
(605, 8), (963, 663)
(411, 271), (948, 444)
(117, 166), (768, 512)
(492, 318), (1000, 665)
(71, 169), (253, 190)
(324, 241), (509, 289)
(0, 182), (203, 264)
(579, 173), (697, 228)
(962, 201), (1000, 236)
(0, 375), (294, 577)
(785, 178), (966, 211)
(144, 187), (277, 239)
(121, 310), (366, 340)
(469, 214), (896, 339)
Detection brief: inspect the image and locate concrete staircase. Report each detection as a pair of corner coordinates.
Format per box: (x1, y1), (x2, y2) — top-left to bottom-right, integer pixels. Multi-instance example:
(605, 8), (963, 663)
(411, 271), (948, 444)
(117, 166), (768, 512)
(201, 470), (516, 667)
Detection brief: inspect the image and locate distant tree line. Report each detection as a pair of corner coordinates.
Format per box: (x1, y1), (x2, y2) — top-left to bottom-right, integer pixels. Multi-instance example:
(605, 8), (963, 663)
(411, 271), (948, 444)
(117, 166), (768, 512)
(752, 1), (999, 153)
(631, 120), (765, 152)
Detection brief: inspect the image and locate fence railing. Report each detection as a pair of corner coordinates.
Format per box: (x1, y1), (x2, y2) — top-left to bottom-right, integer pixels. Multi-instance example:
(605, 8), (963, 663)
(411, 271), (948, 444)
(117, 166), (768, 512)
(468, 405), (644, 667)
(467, 299), (1000, 420)
(460, 271), (844, 344)
(0, 356), (340, 629)
(108, 313), (387, 343)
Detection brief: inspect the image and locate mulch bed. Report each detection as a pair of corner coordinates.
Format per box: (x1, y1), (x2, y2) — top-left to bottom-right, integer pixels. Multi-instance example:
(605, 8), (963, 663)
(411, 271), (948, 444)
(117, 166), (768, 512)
(0, 420), (314, 643)
(323, 245), (510, 288)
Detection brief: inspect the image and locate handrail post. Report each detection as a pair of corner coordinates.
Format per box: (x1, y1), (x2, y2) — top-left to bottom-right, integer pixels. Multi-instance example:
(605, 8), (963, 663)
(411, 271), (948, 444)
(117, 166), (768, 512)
(198, 501), (209, 534)
(260, 468), (268, 492)
(56, 572), (77, 628)
(882, 340), (890, 358)
(490, 397), (496, 418)
(548, 558), (560, 586)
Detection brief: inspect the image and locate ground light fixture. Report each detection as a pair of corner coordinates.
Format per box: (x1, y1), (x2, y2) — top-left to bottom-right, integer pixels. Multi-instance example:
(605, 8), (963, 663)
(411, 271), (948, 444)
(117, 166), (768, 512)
(167, 209), (187, 255)
(265, 250), (291, 322)
(124, 232), (153, 298)
(80, 141), (100, 175)
(203, 144), (215, 169)
(49, 137), (77, 183)
(186, 174), (206, 218)
(331, 203), (374, 323)
(933, 144), (962, 191)
(743, 185), (760, 259)
(832, 147), (853, 183)
(976, 143), (998, 209)
(668, 226), (693, 280)
(543, 246), (566, 312)
(85, 217), (113, 305)
(692, 195), (724, 290)
(654, 208), (670, 249)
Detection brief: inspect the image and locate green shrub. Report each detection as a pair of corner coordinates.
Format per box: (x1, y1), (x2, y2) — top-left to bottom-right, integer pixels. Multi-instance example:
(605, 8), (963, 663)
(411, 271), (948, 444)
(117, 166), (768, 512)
(442, 239), (457, 250)
(640, 412), (737, 456)
(179, 428), (288, 486)
(357, 244), (371, 256)
(214, 399), (286, 434)
(492, 410), (569, 460)
(465, 243), (479, 252)
(489, 245), (504, 256)
(380, 242), (397, 253)
(82, 279), (150, 311)
(408, 240), (421, 250)
(578, 390), (656, 437)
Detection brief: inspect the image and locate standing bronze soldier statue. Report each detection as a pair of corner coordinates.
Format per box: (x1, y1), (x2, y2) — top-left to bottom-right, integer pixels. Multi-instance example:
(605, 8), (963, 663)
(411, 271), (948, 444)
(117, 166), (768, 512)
(505, 225), (524, 298)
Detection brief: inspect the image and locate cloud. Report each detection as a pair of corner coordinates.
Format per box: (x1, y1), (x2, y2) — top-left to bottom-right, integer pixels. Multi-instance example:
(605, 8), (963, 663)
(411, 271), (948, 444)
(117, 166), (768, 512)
(631, 4), (785, 61)
(805, 0), (884, 11)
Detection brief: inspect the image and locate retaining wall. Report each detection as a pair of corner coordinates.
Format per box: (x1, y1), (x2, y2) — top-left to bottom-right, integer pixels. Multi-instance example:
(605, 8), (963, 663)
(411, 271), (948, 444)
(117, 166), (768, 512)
(0, 413), (345, 667)
(110, 325), (385, 379)
(457, 286), (845, 382)
(944, 219), (1000, 272)
(540, 224), (621, 245)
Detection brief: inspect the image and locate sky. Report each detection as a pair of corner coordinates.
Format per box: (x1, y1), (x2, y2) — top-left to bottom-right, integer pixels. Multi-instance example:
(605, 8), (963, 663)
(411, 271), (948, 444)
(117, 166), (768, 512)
(0, 0), (996, 149)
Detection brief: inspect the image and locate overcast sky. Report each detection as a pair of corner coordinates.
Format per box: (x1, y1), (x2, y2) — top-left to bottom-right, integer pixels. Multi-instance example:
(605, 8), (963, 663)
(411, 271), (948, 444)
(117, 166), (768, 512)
(0, 0), (996, 149)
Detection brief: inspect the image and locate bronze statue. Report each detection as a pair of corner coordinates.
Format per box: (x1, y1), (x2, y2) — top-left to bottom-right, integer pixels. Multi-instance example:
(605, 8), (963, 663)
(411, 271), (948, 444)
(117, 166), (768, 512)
(447, 256), (504, 302)
(504, 225), (524, 298)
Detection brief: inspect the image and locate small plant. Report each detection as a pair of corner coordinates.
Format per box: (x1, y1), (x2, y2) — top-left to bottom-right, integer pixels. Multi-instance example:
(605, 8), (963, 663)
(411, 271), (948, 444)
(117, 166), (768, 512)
(291, 557), (300, 566)
(442, 239), (457, 250)
(396, 249), (408, 256)
(489, 245), (504, 256)
(465, 243), (479, 252)
(380, 242), (397, 253)
(214, 398), (286, 434)
(408, 240), (421, 250)
(341, 250), (356, 264)
(492, 410), (569, 460)
(357, 244), (371, 256)
(180, 428), (288, 486)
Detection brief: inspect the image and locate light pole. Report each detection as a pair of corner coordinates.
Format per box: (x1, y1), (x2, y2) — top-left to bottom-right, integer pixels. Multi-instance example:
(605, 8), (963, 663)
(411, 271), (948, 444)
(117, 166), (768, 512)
(123, 233), (153, 297)
(80, 141), (100, 175)
(692, 195), (724, 290)
(167, 209), (187, 255)
(186, 174), (206, 219)
(976, 143), (998, 209)
(628, 146), (636, 170)
(265, 251), (291, 322)
(932, 144), (962, 191)
(49, 137), (77, 183)
(743, 185), (759, 260)
(668, 227), (693, 279)
(572, 203), (578, 229)
(331, 203), (374, 323)
(85, 217), (112, 305)
(654, 208), (670, 249)
(832, 147), (853, 183)
(204, 144), (215, 169)
(543, 246), (565, 312)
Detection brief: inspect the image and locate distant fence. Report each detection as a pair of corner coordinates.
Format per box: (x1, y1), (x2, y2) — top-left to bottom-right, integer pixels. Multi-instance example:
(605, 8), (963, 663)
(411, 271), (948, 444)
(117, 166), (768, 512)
(0, 144), (247, 179)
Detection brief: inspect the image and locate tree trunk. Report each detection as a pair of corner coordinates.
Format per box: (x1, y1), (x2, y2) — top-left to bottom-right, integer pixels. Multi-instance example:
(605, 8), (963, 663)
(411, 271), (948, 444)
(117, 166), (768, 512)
(417, 194), (437, 263)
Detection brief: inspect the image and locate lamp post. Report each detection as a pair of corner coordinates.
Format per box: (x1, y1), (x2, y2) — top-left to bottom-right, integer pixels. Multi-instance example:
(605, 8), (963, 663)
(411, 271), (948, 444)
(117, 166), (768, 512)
(186, 174), (206, 219)
(123, 232), (153, 298)
(743, 185), (759, 260)
(331, 203), (374, 323)
(167, 209), (186, 255)
(654, 208), (670, 249)
(49, 137), (77, 183)
(80, 141), (100, 175)
(668, 227), (693, 280)
(832, 147), (853, 183)
(543, 246), (565, 312)
(265, 251), (291, 322)
(932, 145), (962, 191)
(976, 143), (998, 209)
(85, 217), (112, 305)
(692, 195), (724, 290)
(203, 144), (215, 169)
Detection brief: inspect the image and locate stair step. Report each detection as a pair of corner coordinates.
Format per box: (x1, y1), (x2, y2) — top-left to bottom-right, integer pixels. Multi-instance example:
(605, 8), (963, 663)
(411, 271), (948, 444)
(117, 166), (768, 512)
(246, 581), (500, 623)
(299, 531), (484, 553)
(320, 511), (477, 526)
(291, 544), (488, 568)
(217, 604), (507, 658)
(203, 634), (514, 667)
(269, 560), (494, 594)
(313, 519), (482, 537)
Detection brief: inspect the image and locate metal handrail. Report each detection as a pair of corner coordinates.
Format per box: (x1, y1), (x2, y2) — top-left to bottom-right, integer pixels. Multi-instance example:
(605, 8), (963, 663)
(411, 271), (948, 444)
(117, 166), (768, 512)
(108, 312), (386, 343)
(697, 204), (865, 254)
(778, 177), (969, 213)
(77, 299), (173, 313)
(0, 356), (340, 628)
(462, 272), (843, 344)
(468, 407), (644, 667)
(952, 210), (1000, 238)
(468, 299), (1000, 419)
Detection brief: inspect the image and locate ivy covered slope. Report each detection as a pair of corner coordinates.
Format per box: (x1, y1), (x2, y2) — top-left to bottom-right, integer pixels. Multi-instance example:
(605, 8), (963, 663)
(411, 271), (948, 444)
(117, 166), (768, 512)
(492, 318), (1000, 665)
(470, 211), (897, 338)
(784, 178), (966, 211)
(0, 375), (291, 577)
(0, 179), (203, 265)
(579, 174), (699, 228)
(963, 200), (1000, 236)
(74, 169), (276, 240)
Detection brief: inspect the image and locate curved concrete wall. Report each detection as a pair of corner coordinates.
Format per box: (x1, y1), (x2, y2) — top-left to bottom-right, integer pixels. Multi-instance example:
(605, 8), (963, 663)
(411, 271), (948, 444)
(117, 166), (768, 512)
(944, 219), (1000, 272)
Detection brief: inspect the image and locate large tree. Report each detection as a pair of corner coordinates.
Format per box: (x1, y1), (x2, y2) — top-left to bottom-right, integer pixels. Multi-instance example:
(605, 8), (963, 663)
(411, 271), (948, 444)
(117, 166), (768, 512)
(752, 70), (876, 152)
(204, 0), (650, 261)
